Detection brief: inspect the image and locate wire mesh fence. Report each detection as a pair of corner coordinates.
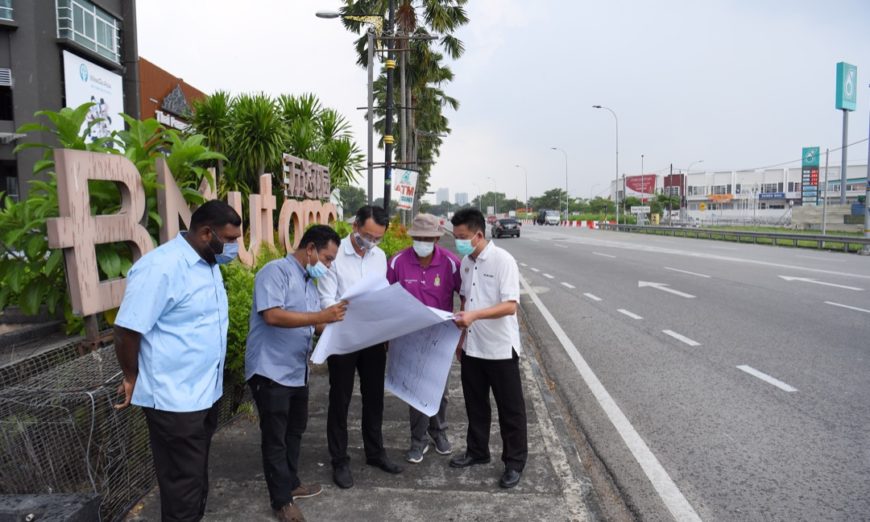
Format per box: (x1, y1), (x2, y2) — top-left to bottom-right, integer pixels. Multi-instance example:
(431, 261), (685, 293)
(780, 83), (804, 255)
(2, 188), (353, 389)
(0, 342), (239, 521)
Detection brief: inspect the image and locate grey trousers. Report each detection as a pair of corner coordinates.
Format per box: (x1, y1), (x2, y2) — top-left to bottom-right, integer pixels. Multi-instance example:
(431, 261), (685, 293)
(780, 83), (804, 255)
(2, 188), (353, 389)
(409, 388), (448, 447)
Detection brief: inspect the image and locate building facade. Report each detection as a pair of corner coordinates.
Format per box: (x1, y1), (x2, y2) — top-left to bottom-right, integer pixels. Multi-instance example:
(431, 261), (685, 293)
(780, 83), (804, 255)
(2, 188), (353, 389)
(138, 57), (205, 131)
(455, 191), (468, 206)
(0, 0), (138, 201)
(436, 187), (449, 205)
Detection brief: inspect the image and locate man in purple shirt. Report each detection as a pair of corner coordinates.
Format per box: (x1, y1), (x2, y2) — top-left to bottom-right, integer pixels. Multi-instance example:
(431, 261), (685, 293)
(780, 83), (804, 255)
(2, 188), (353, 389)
(387, 213), (463, 464)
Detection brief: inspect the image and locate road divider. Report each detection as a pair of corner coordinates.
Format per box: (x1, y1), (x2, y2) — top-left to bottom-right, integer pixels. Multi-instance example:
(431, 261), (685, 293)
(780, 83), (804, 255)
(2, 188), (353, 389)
(824, 301), (870, 314)
(664, 267), (711, 279)
(518, 275), (702, 522)
(736, 365), (797, 392)
(662, 330), (700, 347)
(778, 275), (863, 291)
(618, 309), (643, 320)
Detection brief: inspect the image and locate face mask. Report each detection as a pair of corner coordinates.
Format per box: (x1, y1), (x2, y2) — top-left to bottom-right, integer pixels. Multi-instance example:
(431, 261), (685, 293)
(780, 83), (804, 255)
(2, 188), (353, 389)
(455, 238), (475, 257)
(412, 240), (435, 258)
(354, 232), (380, 251)
(209, 229), (239, 265)
(306, 251), (328, 279)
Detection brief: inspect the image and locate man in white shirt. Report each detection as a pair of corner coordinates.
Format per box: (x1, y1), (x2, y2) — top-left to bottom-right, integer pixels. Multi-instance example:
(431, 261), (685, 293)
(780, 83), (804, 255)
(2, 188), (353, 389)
(318, 206), (403, 489)
(449, 207), (528, 489)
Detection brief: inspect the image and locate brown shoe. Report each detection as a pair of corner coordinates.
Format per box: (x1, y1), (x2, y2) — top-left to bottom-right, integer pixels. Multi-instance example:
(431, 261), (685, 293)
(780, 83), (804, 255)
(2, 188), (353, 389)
(274, 502), (305, 522)
(291, 483), (322, 499)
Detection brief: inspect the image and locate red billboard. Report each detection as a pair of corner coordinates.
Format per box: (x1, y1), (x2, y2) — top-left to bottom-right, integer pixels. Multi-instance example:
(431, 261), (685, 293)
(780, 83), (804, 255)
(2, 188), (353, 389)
(624, 175), (657, 199)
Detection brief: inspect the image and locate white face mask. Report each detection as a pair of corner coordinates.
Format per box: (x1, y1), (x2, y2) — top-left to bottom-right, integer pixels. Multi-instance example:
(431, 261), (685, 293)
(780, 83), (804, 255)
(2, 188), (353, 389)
(412, 240), (435, 258)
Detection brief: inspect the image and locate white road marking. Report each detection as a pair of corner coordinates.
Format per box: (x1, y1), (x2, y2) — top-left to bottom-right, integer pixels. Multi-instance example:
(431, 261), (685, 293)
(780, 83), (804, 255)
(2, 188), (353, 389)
(529, 239), (540, 242)
(664, 267), (711, 278)
(662, 330), (700, 346)
(555, 244), (568, 248)
(638, 281), (696, 299)
(544, 273), (555, 279)
(583, 293), (602, 302)
(736, 365), (797, 392)
(708, 245), (737, 250)
(797, 254), (843, 263)
(618, 309), (643, 320)
(824, 301), (870, 314)
(561, 282), (576, 289)
(520, 262), (528, 267)
(519, 275), (702, 522)
(778, 275), (863, 291)
(593, 252), (616, 258)
(530, 267), (540, 272)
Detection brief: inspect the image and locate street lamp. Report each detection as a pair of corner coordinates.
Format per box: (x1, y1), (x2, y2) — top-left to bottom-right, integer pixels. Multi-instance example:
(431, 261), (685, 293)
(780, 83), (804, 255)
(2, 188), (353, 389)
(683, 159), (704, 221)
(472, 182), (482, 211)
(550, 147), (568, 222)
(316, 10), (381, 205)
(514, 164), (529, 215)
(593, 105), (619, 226)
(487, 176), (498, 215)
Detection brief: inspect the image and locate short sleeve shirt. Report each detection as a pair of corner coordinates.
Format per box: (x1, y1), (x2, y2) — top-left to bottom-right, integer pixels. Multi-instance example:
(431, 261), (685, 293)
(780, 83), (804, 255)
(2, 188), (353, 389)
(245, 256), (321, 387)
(318, 235), (387, 308)
(387, 245), (462, 312)
(114, 233), (228, 412)
(459, 241), (522, 360)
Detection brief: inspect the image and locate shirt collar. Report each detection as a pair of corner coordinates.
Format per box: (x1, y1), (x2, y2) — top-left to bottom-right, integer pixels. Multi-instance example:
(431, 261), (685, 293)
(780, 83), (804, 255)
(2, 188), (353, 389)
(286, 253), (307, 277)
(177, 232), (207, 267)
(475, 240), (495, 261)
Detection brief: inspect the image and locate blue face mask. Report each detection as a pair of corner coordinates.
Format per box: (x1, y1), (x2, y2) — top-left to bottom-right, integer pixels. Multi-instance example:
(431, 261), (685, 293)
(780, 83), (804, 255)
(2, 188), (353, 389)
(306, 251), (328, 279)
(455, 238), (475, 257)
(209, 228), (239, 265)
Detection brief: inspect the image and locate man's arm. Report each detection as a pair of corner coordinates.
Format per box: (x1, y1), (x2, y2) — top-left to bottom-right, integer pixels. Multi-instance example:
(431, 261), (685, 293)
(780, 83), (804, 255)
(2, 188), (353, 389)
(262, 301), (347, 328)
(453, 300), (517, 328)
(317, 265), (340, 308)
(113, 325), (141, 410)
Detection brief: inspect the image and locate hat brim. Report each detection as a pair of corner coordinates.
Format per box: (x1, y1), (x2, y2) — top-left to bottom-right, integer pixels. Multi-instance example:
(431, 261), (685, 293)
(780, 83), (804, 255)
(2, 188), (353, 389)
(407, 228), (443, 238)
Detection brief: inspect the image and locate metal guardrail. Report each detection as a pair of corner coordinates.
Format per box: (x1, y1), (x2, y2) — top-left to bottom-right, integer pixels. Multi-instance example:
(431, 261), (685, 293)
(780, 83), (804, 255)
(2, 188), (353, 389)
(600, 224), (870, 253)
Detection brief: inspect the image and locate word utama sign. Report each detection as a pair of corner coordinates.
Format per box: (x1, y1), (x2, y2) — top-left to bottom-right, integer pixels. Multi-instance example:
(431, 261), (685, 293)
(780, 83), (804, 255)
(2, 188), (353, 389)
(46, 149), (337, 317)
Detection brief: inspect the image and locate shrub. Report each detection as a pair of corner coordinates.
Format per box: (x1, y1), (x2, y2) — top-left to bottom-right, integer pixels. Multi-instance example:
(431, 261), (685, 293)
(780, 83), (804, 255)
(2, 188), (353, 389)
(379, 216), (412, 257)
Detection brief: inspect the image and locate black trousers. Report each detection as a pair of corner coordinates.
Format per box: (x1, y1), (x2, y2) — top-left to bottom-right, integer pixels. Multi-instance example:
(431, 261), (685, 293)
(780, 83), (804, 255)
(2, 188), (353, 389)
(460, 350), (528, 472)
(249, 374), (309, 510)
(143, 403), (219, 522)
(326, 344), (387, 466)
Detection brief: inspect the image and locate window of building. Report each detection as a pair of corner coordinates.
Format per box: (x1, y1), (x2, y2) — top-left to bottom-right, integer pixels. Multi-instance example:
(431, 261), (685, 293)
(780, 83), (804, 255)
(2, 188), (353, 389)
(0, 0), (12, 21)
(57, 0), (121, 63)
(761, 183), (779, 193)
(711, 184), (731, 195)
(787, 181), (799, 192)
(0, 85), (11, 120)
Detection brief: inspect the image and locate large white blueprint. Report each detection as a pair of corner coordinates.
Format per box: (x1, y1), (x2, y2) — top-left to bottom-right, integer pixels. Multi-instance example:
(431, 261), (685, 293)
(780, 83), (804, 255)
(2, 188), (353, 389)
(310, 274), (455, 364)
(385, 321), (461, 416)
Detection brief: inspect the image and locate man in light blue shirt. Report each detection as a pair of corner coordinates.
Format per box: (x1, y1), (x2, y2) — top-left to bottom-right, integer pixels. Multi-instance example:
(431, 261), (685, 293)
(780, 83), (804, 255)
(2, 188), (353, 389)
(245, 225), (347, 522)
(114, 200), (241, 522)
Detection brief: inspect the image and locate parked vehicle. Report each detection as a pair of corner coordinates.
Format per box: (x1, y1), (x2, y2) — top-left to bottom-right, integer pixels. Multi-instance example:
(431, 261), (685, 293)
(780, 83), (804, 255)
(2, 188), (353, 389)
(492, 218), (521, 238)
(536, 209), (560, 226)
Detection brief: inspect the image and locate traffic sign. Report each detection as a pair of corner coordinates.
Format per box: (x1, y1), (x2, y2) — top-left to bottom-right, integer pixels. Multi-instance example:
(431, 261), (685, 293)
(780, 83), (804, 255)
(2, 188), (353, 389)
(630, 206), (651, 214)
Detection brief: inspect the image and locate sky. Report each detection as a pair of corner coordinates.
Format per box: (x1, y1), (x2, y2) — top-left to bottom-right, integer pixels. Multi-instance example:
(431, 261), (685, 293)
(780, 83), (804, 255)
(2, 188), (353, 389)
(137, 0), (870, 204)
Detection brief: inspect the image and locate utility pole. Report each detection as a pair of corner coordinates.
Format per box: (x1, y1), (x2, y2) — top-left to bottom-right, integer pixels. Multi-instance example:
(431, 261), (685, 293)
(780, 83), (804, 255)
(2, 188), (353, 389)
(822, 148), (830, 236)
(382, 0), (396, 214)
(366, 29), (374, 204)
(863, 100), (870, 255)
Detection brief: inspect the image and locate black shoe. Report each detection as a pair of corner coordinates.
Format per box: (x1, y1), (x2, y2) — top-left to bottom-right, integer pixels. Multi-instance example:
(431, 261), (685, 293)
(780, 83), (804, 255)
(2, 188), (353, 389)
(333, 464), (353, 489)
(499, 468), (522, 489)
(449, 453), (491, 468)
(365, 457), (403, 474)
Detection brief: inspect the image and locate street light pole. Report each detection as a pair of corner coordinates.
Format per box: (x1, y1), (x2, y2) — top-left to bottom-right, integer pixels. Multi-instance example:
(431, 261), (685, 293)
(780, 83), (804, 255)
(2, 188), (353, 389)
(472, 182), (482, 211)
(593, 105), (618, 227)
(550, 147), (568, 222)
(641, 154), (645, 203)
(515, 164), (528, 215)
(487, 176), (498, 215)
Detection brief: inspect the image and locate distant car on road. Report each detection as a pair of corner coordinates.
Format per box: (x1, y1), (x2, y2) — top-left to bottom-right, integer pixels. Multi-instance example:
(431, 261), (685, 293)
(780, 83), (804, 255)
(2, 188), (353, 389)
(492, 218), (520, 238)
(536, 209), (560, 226)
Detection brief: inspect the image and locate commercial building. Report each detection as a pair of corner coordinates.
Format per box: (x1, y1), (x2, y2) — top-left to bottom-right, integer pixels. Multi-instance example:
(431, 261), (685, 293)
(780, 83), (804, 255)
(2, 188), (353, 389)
(435, 187), (449, 205)
(612, 165), (868, 221)
(138, 57), (205, 131)
(455, 191), (468, 206)
(0, 0), (139, 201)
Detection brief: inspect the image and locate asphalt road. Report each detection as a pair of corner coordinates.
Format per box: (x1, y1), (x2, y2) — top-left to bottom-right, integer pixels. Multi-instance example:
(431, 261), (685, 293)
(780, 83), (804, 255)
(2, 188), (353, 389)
(497, 224), (870, 521)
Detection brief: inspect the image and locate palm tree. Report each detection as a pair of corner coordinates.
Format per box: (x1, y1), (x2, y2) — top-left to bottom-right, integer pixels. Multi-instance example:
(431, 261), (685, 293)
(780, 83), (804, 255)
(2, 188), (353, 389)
(189, 91), (231, 181)
(227, 93), (287, 191)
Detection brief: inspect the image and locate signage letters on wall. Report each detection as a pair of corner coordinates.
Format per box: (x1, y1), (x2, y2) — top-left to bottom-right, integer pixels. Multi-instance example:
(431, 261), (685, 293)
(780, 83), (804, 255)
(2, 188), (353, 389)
(47, 150), (337, 316)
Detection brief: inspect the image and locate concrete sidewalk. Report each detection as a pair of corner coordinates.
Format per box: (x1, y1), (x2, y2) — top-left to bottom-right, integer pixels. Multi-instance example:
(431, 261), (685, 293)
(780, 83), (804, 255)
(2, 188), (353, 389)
(126, 315), (595, 521)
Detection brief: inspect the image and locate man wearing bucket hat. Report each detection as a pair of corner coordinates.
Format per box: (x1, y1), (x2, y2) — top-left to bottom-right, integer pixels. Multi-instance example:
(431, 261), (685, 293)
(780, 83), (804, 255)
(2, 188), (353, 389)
(387, 213), (463, 464)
